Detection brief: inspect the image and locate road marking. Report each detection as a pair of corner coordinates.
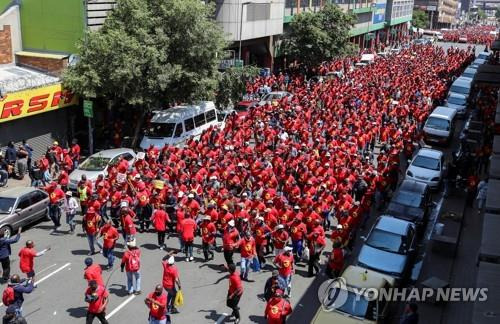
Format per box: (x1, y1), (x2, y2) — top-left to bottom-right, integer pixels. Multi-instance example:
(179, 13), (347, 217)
(37, 263), (58, 276)
(105, 295), (136, 320)
(215, 313), (228, 324)
(37, 262), (71, 285)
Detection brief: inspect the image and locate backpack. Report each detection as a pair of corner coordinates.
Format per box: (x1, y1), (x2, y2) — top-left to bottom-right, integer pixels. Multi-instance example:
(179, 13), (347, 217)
(127, 250), (140, 272)
(2, 286), (15, 306)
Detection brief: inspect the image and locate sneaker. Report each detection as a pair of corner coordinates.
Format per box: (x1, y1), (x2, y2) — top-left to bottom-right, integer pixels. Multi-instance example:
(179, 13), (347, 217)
(185, 258), (189, 262)
(159, 246), (164, 250)
(134, 290), (141, 295)
(189, 256), (194, 261)
(128, 291), (134, 296)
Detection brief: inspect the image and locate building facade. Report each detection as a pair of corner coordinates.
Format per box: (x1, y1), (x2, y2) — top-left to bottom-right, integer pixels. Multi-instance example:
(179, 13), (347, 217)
(414, 0), (459, 28)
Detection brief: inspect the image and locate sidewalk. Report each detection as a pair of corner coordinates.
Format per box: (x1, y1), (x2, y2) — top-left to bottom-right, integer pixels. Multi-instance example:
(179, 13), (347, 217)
(0, 176), (30, 192)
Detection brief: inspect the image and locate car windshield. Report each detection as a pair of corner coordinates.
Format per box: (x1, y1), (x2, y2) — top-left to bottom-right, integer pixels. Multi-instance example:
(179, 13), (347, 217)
(448, 96), (466, 105)
(79, 156), (111, 171)
(236, 105), (249, 112)
(262, 93), (282, 101)
(412, 155), (440, 171)
(393, 191), (422, 208)
(366, 228), (405, 254)
(0, 197), (16, 214)
(450, 85), (469, 95)
(462, 72), (474, 78)
(145, 122), (175, 138)
(478, 53), (489, 59)
(426, 117), (450, 131)
(331, 290), (370, 318)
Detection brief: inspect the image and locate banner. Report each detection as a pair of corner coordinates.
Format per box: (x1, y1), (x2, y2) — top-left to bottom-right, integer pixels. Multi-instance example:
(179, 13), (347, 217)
(0, 83), (78, 123)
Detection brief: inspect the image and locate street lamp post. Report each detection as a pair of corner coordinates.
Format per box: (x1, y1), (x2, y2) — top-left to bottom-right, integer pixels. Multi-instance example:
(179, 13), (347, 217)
(365, 2), (377, 49)
(239, 1), (252, 61)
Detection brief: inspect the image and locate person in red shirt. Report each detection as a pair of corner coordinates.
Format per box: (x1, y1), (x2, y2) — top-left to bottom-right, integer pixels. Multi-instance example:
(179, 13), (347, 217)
(120, 207), (137, 243)
(200, 215), (216, 261)
(70, 138), (81, 169)
(326, 242), (345, 279)
(144, 285), (168, 323)
(83, 207), (102, 256)
(150, 207), (170, 250)
(265, 289), (292, 324)
(85, 280), (109, 324)
(306, 231), (326, 277)
(273, 247), (294, 297)
(46, 182), (65, 233)
(238, 231), (256, 280)
(180, 215), (197, 261)
(98, 220), (119, 269)
(18, 240), (50, 285)
(84, 257), (104, 286)
(287, 217), (306, 262)
(162, 255), (182, 314)
(253, 216), (271, 266)
(222, 220), (240, 267)
(120, 239), (141, 295)
(227, 263), (243, 324)
(135, 182), (151, 232)
(271, 224), (289, 257)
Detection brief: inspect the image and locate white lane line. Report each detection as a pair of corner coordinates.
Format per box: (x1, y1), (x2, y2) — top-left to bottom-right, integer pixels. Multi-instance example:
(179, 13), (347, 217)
(105, 295), (136, 320)
(215, 313), (228, 324)
(36, 262), (71, 285)
(36, 263), (58, 276)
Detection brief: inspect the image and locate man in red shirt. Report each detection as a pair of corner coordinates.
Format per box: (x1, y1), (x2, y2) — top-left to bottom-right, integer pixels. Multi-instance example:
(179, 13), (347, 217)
(271, 224), (289, 257)
(222, 220), (240, 267)
(326, 242), (345, 279)
(120, 239), (141, 295)
(98, 220), (119, 269)
(287, 217), (306, 262)
(84, 257), (104, 286)
(135, 182), (151, 232)
(18, 240), (50, 286)
(200, 216), (216, 261)
(120, 207), (137, 243)
(265, 289), (292, 324)
(46, 182), (65, 233)
(180, 215), (197, 261)
(238, 231), (256, 281)
(273, 247), (294, 297)
(150, 207), (170, 250)
(85, 280), (109, 324)
(306, 231), (326, 277)
(227, 263), (243, 324)
(144, 284), (168, 324)
(70, 138), (81, 169)
(162, 255), (182, 314)
(83, 207), (102, 256)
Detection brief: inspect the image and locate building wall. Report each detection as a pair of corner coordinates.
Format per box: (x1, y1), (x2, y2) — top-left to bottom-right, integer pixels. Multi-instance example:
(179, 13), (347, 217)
(0, 25), (12, 64)
(0, 5), (21, 63)
(16, 55), (68, 76)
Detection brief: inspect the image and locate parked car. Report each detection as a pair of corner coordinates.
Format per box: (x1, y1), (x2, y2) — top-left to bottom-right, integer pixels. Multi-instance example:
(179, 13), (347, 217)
(235, 99), (258, 116)
(69, 148), (136, 191)
(445, 92), (468, 117)
(385, 180), (433, 231)
(461, 67), (477, 79)
(258, 91), (293, 106)
(357, 216), (417, 283)
(477, 51), (490, 60)
(458, 36), (468, 43)
(405, 148), (445, 190)
(311, 265), (396, 324)
(423, 106), (457, 145)
(0, 187), (49, 237)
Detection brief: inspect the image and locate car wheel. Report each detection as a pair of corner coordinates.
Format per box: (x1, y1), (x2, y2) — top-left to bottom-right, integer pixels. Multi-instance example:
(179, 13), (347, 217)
(0, 226), (12, 239)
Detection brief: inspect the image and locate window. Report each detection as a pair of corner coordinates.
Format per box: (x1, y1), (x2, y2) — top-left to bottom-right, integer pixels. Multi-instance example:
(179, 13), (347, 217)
(205, 110), (216, 122)
(29, 191), (46, 204)
(194, 113), (206, 127)
(121, 153), (134, 161)
(184, 118), (195, 132)
(17, 196), (31, 210)
(145, 122), (176, 138)
(174, 123), (183, 137)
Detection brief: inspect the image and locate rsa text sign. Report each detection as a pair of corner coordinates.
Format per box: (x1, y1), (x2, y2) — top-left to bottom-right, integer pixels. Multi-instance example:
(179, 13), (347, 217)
(0, 83), (78, 123)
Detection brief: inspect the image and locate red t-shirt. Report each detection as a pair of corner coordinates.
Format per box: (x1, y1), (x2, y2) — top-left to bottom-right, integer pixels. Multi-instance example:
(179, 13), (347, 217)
(121, 249), (141, 272)
(100, 225), (119, 249)
(274, 253), (294, 277)
(180, 218), (197, 242)
(49, 188), (65, 204)
(84, 264), (104, 286)
(223, 228), (240, 251)
(238, 238), (256, 258)
(272, 231), (289, 249)
(162, 262), (179, 289)
(228, 272), (243, 295)
(86, 285), (109, 314)
(265, 297), (292, 323)
(147, 292), (167, 320)
(18, 247), (37, 273)
(84, 213), (101, 235)
(151, 210), (169, 232)
(122, 214), (137, 235)
(200, 222), (217, 244)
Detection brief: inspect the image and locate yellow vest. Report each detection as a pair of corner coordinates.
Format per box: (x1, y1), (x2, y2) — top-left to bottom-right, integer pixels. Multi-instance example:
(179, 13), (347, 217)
(78, 187), (88, 201)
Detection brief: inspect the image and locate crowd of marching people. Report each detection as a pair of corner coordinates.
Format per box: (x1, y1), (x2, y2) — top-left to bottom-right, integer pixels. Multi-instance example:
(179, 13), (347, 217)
(0, 43), (476, 324)
(442, 25), (497, 46)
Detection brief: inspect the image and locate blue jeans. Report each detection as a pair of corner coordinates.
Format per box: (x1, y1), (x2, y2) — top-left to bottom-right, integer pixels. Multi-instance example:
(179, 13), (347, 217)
(86, 234), (97, 254)
(126, 271), (141, 293)
(49, 204), (61, 228)
(240, 257), (252, 279)
(149, 318), (167, 324)
(0, 170), (7, 186)
(292, 239), (303, 258)
(66, 212), (76, 231)
(279, 274), (292, 296)
(103, 247), (115, 267)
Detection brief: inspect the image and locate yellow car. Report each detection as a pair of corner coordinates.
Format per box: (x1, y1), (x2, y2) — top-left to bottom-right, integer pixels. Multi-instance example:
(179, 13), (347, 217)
(311, 265), (395, 324)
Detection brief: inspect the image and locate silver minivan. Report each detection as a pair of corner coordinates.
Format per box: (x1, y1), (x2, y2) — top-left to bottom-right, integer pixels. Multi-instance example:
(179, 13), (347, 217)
(449, 77), (473, 102)
(423, 106), (457, 145)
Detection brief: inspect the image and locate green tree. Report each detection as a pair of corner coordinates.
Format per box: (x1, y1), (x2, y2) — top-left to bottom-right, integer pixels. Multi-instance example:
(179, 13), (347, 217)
(215, 66), (260, 110)
(282, 3), (355, 69)
(412, 9), (428, 29)
(477, 8), (487, 21)
(63, 0), (227, 109)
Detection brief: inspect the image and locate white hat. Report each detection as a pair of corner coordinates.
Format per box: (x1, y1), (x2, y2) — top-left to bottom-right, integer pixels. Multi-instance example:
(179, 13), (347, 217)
(65, 191), (73, 196)
(134, 174), (141, 179)
(203, 215), (211, 221)
(178, 191), (184, 198)
(336, 224), (343, 230)
(284, 246), (293, 252)
(209, 176), (217, 180)
(167, 256), (175, 265)
(228, 220), (235, 227)
(276, 224), (284, 230)
(120, 201), (129, 208)
(188, 193), (194, 198)
(293, 205), (300, 210)
(242, 192), (248, 197)
(257, 216), (264, 221)
(127, 239), (137, 248)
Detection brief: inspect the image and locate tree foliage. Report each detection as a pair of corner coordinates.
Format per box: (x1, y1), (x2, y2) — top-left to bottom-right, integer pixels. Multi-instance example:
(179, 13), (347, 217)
(412, 9), (428, 30)
(215, 66), (260, 110)
(496, 7), (500, 22)
(281, 3), (355, 68)
(63, 0), (227, 109)
(477, 8), (487, 21)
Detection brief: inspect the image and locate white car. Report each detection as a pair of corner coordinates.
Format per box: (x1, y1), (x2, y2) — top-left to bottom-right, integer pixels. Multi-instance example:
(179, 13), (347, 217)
(258, 91), (293, 106)
(405, 148), (444, 189)
(69, 148), (136, 190)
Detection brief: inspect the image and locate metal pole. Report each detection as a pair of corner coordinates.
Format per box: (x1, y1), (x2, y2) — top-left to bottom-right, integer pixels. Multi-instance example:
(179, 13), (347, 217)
(430, 10), (434, 30)
(239, 0), (244, 61)
(88, 117), (93, 155)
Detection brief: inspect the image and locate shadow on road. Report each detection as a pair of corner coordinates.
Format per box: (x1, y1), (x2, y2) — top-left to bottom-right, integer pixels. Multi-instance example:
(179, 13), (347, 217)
(66, 306), (87, 318)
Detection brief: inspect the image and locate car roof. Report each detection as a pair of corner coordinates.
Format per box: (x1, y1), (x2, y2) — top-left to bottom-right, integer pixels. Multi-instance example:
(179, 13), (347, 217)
(416, 147), (443, 159)
(399, 179), (428, 193)
(448, 92), (466, 99)
(431, 106), (457, 118)
(453, 77), (472, 86)
(151, 101), (216, 123)
(342, 265), (395, 289)
(464, 67), (477, 73)
(267, 91), (290, 96)
(90, 148), (135, 159)
(0, 187), (37, 198)
(376, 216), (411, 235)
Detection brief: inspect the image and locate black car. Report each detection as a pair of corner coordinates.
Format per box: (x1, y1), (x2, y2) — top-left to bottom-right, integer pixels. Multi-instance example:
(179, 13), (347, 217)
(385, 180), (433, 231)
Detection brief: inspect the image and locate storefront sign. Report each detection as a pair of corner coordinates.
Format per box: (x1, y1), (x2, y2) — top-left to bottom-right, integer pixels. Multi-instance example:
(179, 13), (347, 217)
(0, 83), (78, 123)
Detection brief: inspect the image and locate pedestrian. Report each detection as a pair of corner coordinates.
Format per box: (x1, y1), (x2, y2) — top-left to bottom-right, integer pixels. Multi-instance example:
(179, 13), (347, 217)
(0, 155), (8, 187)
(65, 191), (78, 233)
(5, 142), (16, 166)
(2, 274), (34, 317)
(263, 270), (282, 302)
(306, 231), (326, 277)
(120, 207), (137, 243)
(271, 224), (289, 257)
(18, 240), (49, 286)
(85, 280), (109, 324)
(180, 215), (196, 261)
(287, 215), (306, 263)
(200, 215), (216, 261)
(70, 138), (80, 170)
(162, 255), (181, 314)
(325, 242), (345, 279)
(78, 179), (92, 216)
(237, 231), (256, 281)
(476, 178), (488, 215)
(400, 302), (419, 324)
(0, 227), (21, 282)
(226, 263), (243, 324)
(15, 146), (28, 180)
(2, 305), (27, 324)
(99, 220), (119, 270)
(84, 258), (104, 286)
(222, 220), (240, 267)
(150, 205), (170, 250)
(264, 289), (292, 324)
(46, 182), (65, 233)
(273, 247), (294, 297)
(83, 207), (102, 256)
(144, 284), (168, 324)
(121, 239), (141, 295)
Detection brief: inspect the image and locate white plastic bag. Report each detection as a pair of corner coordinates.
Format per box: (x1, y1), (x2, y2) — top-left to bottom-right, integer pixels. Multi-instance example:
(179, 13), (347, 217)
(302, 246), (310, 261)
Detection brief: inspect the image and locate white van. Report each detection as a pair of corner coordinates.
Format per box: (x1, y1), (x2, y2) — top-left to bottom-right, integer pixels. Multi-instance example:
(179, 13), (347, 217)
(423, 106), (457, 145)
(355, 54), (375, 67)
(140, 101), (222, 149)
(449, 77), (473, 101)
